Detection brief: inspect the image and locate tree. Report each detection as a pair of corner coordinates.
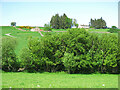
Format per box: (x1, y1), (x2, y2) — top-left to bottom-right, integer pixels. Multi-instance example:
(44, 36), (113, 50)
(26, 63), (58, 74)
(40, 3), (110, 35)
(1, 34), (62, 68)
(50, 14), (60, 29)
(11, 22), (16, 26)
(73, 19), (79, 28)
(90, 17), (106, 29)
(50, 13), (73, 29)
(112, 26), (117, 29)
(44, 23), (52, 31)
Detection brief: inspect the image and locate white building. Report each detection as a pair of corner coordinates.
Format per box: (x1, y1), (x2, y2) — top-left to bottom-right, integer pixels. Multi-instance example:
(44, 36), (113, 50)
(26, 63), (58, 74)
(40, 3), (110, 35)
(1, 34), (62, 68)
(72, 25), (77, 28)
(79, 24), (89, 28)
(31, 27), (40, 31)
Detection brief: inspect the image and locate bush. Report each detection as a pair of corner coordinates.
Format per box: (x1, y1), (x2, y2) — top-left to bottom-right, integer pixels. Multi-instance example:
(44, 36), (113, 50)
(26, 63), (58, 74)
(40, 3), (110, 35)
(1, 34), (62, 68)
(19, 28), (119, 74)
(112, 26), (117, 29)
(108, 28), (120, 33)
(19, 26), (33, 29)
(87, 34), (118, 73)
(90, 26), (94, 28)
(62, 52), (79, 74)
(44, 24), (52, 31)
(26, 26), (33, 29)
(20, 26), (25, 28)
(20, 37), (45, 72)
(2, 37), (19, 72)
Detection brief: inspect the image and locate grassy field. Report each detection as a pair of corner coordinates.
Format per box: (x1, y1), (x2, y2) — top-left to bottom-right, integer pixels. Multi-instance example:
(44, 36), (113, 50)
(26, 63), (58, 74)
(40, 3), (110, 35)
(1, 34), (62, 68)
(1, 26), (41, 56)
(87, 29), (110, 32)
(2, 72), (118, 88)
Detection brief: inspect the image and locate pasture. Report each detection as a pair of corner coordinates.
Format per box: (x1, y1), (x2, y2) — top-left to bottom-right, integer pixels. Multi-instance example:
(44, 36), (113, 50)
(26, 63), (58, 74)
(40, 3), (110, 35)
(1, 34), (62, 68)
(2, 72), (118, 88)
(1, 26), (69, 56)
(2, 26), (41, 55)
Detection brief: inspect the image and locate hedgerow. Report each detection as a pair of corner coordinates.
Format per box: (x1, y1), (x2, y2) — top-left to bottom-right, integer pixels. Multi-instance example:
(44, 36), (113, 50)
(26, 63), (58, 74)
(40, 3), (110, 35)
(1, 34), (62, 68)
(2, 28), (120, 74)
(2, 37), (19, 72)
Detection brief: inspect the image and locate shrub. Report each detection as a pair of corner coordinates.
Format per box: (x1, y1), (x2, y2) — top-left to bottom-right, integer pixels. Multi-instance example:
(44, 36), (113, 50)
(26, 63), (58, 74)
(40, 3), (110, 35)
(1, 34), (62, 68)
(62, 52), (78, 74)
(2, 37), (19, 72)
(19, 28), (119, 74)
(44, 24), (52, 31)
(20, 37), (45, 72)
(26, 26), (33, 29)
(112, 26), (117, 29)
(20, 26), (25, 28)
(108, 28), (120, 33)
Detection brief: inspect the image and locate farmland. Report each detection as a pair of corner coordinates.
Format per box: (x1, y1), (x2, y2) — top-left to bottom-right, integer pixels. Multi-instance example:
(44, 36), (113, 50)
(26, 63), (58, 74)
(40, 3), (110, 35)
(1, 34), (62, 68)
(2, 26), (41, 55)
(1, 26), (120, 88)
(1, 26), (68, 56)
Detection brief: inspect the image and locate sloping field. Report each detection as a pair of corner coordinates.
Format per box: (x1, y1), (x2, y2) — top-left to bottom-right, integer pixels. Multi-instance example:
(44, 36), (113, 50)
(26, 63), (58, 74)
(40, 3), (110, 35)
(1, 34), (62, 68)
(1, 26), (41, 55)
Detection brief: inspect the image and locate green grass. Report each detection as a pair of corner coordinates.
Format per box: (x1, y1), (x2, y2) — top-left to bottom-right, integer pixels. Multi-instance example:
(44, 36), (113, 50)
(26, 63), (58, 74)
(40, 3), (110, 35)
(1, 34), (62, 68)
(1, 26), (41, 56)
(86, 28), (118, 36)
(52, 28), (67, 31)
(87, 29), (110, 32)
(22, 28), (31, 31)
(2, 26), (24, 36)
(39, 27), (44, 29)
(2, 72), (118, 88)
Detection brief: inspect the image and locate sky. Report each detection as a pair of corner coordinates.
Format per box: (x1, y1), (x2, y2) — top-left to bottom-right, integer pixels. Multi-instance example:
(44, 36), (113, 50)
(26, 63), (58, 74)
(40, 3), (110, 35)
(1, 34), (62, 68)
(0, 0), (119, 27)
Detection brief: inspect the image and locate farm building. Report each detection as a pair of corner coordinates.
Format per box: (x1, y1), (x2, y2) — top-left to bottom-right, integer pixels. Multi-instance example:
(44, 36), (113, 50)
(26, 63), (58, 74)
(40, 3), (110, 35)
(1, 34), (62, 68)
(31, 27), (41, 31)
(71, 25), (77, 28)
(79, 24), (89, 28)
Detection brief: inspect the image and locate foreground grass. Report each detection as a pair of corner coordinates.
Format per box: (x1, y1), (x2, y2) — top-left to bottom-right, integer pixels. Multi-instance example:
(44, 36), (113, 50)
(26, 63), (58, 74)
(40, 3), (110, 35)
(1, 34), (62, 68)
(2, 72), (118, 88)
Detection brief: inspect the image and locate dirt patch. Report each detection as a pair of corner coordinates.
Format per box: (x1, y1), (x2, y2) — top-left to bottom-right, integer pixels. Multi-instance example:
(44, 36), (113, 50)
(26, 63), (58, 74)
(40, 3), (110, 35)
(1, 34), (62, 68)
(5, 33), (15, 37)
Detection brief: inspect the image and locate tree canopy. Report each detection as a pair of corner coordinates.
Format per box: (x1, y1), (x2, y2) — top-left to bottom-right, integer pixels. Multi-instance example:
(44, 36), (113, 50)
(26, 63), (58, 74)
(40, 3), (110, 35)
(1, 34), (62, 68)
(11, 22), (16, 26)
(90, 17), (107, 29)
(50, 13), (73, 29)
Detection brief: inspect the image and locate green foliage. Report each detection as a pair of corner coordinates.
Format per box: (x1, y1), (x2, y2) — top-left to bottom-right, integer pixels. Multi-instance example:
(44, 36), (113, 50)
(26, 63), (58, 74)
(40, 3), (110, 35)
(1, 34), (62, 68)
(73, 19), (79, 28)
(90, 17), (106, 29)
(90, 26), (94, 28)
(4, 27), (118, 74)
(44, 24), (52, 31)
(112, 26), (117, 29)
(2, 37), (19, 71)
(50, 13), (73, 29)
(108, 28), (120, 33)
(11, 22), (16, 26)
(87, 34), (118, 73)
(19, 26), (33, 29)
(20, 37), (44, 72)
(62, 52), (78, 74)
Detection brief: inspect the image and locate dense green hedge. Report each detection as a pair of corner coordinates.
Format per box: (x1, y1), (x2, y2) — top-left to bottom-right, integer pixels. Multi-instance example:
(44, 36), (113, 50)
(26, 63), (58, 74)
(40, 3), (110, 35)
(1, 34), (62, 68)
(2, 37), (19, 72)
(2, 28), (120, 74)
(108, 28), (120, 33)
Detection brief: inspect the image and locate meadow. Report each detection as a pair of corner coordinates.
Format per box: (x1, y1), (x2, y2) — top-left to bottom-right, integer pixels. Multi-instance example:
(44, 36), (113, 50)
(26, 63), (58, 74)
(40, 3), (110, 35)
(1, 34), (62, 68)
(1, 26), (41, 56)
(2, 72), (118, 88)
(1, 26), (68, 55)
(1, 26), (119, 88)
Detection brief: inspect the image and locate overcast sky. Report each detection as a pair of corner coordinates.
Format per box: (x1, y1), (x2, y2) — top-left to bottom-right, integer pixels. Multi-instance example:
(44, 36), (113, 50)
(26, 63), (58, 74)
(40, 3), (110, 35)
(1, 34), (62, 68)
(1, 0), (119, 27)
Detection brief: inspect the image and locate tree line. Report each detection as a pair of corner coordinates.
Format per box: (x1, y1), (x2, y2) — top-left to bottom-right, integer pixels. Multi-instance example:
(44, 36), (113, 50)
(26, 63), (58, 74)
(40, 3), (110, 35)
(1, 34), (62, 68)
(49, 13), (78, 29)
(11, 14), (109, 29)
(89, 17), (107, 29)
